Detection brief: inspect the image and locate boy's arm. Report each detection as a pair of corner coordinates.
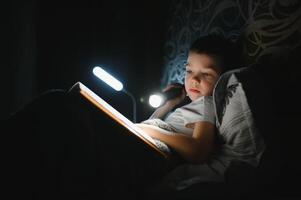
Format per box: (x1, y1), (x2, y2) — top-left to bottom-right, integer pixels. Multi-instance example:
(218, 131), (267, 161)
(136, 121), (215, 164)
(149, 101), (178, 119)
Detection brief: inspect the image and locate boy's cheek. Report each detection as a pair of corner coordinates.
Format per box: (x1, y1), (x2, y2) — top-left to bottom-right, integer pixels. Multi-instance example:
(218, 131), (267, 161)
(202, 84), (215, 95)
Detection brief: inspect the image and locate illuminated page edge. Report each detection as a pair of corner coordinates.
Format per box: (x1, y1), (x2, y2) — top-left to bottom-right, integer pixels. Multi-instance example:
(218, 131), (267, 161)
(76, 82), (168, 158)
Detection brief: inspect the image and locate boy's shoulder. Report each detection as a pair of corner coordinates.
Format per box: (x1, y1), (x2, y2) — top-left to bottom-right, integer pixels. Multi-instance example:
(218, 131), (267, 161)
(191, 96), (213, 105)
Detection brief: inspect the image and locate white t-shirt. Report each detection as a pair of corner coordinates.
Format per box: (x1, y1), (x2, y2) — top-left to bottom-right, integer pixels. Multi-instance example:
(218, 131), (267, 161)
(141, 96), (225, 190)
(142, 96), (215, 136)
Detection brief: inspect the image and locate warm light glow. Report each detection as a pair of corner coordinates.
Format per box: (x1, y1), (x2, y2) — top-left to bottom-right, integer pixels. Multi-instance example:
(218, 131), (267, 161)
(149, 94), (163, 108)
(93, 66), (123, 91)
(77, 82), (157, 145)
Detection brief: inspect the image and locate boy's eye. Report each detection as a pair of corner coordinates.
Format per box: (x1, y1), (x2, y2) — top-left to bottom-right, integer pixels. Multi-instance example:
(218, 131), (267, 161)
(185, 69), (192, 74)
(199, 73), (213, 80)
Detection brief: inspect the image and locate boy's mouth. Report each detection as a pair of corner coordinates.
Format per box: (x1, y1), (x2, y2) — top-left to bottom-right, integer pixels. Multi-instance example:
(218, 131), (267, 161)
(189, 89), (200, 93)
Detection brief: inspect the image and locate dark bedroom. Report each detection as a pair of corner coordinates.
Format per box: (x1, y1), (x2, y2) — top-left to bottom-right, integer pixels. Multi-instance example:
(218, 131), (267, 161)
(2, 0), (301, 199)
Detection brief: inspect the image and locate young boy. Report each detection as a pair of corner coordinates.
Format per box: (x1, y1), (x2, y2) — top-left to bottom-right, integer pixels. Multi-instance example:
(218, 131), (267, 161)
(137, 34), (239, 190)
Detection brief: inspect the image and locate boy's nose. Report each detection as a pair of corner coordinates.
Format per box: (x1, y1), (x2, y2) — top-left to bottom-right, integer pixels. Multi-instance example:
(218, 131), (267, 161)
(191, 76), (201, 84)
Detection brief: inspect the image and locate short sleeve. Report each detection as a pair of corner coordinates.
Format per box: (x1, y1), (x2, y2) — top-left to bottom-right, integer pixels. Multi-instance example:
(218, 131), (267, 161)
(181, 96), (215, 128)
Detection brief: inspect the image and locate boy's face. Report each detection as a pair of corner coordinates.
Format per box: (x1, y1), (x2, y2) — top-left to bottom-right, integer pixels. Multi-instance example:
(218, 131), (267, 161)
(184, 52), (222, 101)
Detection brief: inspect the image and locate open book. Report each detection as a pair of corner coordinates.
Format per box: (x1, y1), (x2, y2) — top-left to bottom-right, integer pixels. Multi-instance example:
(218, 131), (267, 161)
(68, 82), (171, 158)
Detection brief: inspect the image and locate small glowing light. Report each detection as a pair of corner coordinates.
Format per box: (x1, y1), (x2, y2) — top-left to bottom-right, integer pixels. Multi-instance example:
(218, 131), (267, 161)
(93, 66), (123, 91)
(149, 94), (163, 108)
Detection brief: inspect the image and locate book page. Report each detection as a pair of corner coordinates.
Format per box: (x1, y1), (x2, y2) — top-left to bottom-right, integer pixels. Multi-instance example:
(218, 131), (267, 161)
(73, 82), (170, 158)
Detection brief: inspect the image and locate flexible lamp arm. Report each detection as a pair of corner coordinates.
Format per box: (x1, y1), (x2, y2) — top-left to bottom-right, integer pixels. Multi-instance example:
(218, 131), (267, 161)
(122, 89), (137, 123)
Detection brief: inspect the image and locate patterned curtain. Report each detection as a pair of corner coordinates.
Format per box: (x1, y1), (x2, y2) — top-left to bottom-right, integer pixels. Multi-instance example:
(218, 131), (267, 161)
(162, 0), (301, 86)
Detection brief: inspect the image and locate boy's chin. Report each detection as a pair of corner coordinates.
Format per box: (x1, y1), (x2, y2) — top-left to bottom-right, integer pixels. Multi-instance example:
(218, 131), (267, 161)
(190, 94), (203, 101)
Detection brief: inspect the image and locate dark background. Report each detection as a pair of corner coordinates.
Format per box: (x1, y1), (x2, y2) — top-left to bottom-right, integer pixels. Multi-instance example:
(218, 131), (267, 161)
(2, 0), (172, 122)
(2, 0), (301, 123)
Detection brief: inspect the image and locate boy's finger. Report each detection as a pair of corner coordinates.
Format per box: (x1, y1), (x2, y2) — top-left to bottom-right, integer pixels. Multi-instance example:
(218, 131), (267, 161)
(162, 83), (183, 92)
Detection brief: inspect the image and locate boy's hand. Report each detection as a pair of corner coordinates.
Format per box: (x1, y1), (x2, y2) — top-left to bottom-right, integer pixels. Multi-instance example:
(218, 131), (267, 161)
(162, 83), (186, 109)
(148, 83), (186, 120)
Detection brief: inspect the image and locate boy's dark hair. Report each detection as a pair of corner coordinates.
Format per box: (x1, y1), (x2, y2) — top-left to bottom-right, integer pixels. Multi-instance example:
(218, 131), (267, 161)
(189, 34), (242, 72)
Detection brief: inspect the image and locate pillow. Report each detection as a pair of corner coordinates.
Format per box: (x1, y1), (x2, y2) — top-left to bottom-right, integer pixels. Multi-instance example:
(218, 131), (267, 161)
(213, 67), (266, 168)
